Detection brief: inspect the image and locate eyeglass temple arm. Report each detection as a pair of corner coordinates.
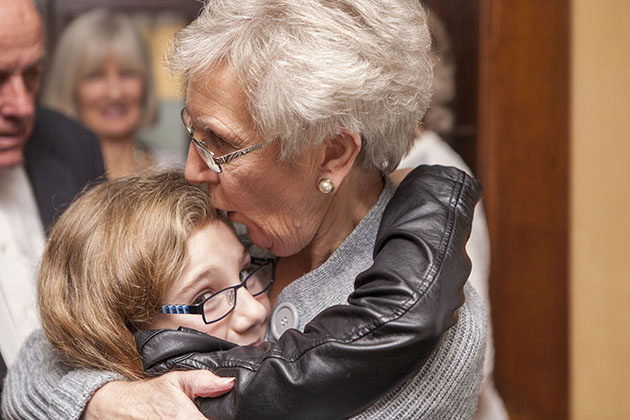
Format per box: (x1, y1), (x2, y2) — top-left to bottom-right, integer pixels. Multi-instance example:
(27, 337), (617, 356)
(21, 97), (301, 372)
(159, 259), (272, 317)
(159, 305), (204, 315)
(214, 142), (267, 165)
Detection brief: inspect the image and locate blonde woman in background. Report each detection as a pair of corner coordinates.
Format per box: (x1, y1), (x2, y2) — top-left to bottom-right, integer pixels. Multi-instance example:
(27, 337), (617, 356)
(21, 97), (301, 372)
(42, 9), (173, 179)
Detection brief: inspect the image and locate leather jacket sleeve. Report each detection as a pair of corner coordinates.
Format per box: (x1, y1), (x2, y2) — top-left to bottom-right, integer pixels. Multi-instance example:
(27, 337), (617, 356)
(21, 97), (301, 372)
(135, 165), (482, 420)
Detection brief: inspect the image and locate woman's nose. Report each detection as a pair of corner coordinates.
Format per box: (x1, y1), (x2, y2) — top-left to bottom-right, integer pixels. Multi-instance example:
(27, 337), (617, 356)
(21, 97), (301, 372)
(229, 288), (268, 334)
(184, 143), (219, 186)
(105, 73), (123, 99)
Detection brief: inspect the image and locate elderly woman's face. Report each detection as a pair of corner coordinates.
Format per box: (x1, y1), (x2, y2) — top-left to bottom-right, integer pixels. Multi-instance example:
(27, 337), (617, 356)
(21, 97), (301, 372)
(184, 64), (328, 256)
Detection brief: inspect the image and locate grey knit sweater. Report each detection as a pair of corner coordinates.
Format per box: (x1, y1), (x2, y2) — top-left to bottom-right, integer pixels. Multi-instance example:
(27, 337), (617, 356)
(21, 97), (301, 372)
(1, 180), (486, 419)
(272, 180), (487, 419)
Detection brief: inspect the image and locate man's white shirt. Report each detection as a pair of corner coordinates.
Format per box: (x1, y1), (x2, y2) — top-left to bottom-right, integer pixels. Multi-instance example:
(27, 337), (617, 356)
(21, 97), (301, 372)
(0, 164), (44, 366)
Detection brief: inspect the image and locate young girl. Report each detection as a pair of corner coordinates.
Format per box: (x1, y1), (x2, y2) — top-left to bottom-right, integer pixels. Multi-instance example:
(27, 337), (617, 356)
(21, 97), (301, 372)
(38, 170), (271, 380)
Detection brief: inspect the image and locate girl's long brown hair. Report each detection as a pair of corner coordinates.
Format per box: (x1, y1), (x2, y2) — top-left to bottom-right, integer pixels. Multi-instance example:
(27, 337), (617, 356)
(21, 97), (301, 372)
(38, 171), (219, 380)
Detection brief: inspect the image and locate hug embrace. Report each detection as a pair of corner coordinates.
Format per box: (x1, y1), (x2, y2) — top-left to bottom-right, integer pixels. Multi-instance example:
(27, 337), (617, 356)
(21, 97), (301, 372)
(2, 0), (486, 419)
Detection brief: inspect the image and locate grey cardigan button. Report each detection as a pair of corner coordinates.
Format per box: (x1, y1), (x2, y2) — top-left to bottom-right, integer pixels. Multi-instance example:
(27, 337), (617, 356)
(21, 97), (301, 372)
(270, 302), (299, 340)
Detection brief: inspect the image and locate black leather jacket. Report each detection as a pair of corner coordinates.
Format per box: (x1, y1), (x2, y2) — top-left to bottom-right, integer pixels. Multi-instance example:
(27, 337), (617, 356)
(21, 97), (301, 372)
(135, 165), (482, 420)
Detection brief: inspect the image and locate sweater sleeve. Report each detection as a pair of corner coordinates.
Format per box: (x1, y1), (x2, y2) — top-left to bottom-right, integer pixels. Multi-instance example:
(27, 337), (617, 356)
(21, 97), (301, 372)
(351, 284), (486, 419)
(1, 330), (123, 420)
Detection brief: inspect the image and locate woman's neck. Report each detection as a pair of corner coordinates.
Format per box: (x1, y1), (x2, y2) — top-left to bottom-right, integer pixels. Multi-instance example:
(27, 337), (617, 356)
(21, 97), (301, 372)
(271, 169), (383, 303)
(100, 136), (152, 179)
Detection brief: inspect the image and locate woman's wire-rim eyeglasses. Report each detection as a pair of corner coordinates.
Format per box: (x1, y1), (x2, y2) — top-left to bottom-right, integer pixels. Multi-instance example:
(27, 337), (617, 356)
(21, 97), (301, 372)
(181, 107), (273, 174)
(159, 257), (274, 325)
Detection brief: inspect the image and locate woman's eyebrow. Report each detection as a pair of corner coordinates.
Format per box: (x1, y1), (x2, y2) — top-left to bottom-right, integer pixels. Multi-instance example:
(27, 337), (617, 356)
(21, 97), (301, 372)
(191, 115), (224, 138)
(193, 114), (244, 145)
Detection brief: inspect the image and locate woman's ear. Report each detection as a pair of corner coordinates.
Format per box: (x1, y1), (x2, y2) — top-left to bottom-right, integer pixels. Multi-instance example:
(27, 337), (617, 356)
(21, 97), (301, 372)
(317, 128), (362, 192)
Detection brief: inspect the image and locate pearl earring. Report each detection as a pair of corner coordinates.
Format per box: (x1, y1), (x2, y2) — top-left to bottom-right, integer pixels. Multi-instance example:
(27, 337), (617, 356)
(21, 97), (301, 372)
(318, 178), (335, 194)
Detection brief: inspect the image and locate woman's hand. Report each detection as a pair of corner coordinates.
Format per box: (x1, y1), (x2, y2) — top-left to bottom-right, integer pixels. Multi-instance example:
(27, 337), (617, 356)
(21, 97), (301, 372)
(82, 370), (235, 420)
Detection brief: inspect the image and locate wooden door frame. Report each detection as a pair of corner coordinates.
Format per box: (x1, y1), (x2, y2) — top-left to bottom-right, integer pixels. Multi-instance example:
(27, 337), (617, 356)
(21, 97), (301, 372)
(477, 1), (570, 419)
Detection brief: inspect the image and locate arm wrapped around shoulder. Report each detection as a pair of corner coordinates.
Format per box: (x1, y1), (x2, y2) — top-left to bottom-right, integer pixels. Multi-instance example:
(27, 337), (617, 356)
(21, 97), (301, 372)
(139, 165), (482, 420)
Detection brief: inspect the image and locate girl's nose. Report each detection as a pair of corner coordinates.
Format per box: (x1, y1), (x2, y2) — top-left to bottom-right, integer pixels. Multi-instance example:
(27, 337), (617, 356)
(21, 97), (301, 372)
(229, 288), (269, 335)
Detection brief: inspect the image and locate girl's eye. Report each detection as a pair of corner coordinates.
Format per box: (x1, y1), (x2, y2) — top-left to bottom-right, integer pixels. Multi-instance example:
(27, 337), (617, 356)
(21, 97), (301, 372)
(240, 265), (255, 281)
(191, 291), (214, 306)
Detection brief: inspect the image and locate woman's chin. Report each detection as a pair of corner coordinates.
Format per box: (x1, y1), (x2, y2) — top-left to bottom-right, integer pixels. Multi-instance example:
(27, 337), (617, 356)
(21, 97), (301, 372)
(231, 214), (273, 251)
(248, 229), (273, 252)
(98, 129), (137, 141)
(229, 213), (305, 256)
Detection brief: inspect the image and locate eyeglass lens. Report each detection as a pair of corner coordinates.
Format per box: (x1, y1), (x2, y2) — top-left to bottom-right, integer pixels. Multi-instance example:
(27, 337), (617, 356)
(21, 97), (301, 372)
(202, 288), (236, 324)
(201, 262), (273, 324)
(241, 263), (273, 296)
(181, 108), (222, 172)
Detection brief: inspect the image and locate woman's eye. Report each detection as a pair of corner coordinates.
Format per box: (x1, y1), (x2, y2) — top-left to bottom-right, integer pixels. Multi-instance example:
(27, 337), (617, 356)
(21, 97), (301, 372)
(84, 70), (104, 80)
(121, 69), (140, 79)
(201, 130), (234, 154)
(209, 136), (233, 154)
(191, 291), (214, 306)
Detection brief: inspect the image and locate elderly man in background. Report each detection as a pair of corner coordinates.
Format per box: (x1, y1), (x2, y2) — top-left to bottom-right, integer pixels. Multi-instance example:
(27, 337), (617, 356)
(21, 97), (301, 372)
(0, 0), (104, 396)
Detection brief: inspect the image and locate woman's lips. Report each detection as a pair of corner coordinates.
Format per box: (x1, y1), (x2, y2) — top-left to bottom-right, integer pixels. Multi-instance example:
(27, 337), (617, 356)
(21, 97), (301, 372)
(99, 106), (128, 120)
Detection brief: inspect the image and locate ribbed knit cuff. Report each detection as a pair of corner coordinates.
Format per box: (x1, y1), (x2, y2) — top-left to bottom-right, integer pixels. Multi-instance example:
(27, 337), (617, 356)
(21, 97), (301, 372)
(1, 330), (124, 420)
(48, 369), (124, 420)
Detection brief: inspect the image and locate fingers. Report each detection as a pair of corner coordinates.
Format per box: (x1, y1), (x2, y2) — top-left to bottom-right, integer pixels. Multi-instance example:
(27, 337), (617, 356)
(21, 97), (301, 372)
(82, 372), (235, 420)
(169, 370), (236, 399)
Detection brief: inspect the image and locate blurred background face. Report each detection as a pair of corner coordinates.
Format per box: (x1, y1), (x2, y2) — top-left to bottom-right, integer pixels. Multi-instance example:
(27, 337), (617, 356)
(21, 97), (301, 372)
(0, 0), (43, 168)
(75, 54), (144, 141)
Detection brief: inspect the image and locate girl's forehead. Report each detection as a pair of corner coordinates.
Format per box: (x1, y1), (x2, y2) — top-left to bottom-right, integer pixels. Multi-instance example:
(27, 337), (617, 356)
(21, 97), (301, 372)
(186, 220), (246, 261)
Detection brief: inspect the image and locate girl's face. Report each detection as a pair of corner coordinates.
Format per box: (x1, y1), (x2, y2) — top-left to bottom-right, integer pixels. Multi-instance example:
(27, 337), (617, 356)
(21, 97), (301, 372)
(76, 54), (144, 141)
(147, 220), (271, 346)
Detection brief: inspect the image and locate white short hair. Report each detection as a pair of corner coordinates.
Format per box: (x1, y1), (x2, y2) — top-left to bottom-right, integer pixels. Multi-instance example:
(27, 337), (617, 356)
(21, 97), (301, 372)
(170, 0), (433, 173)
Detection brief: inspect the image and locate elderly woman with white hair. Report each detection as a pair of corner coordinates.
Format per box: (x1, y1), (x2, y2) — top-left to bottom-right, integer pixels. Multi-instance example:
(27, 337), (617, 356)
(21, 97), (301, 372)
(42, 9), (165, 179)
(3, 1), (486, 419)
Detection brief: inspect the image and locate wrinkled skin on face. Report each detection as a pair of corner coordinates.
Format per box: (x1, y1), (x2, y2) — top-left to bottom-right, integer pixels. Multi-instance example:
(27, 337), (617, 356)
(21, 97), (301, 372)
(183, 63), (330, 258)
